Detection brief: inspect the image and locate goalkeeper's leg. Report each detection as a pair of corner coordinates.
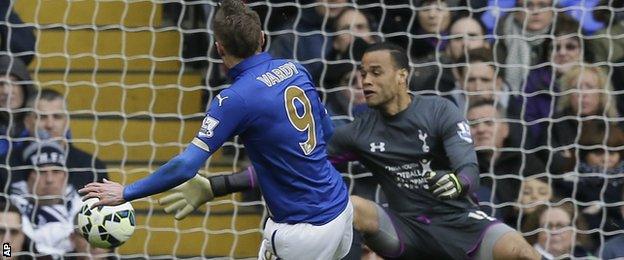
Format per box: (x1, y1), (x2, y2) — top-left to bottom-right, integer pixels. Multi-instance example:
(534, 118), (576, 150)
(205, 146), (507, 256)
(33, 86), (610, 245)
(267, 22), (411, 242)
(352, 195), (540, 260)
(480, 227), (540, 260)
(350, 195), (404, 258)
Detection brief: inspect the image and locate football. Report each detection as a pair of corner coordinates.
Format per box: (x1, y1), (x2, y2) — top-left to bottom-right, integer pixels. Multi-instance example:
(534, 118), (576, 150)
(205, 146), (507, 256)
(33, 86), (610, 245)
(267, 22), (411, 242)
(77, 198), (136, 248)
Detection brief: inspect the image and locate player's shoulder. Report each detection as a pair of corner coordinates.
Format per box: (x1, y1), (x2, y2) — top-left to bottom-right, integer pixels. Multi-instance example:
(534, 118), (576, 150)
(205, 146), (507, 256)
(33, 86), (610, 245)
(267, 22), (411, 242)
(343, 108), (381, 130)
(413, 94), (455, 108)
(413, 94), (460, 115)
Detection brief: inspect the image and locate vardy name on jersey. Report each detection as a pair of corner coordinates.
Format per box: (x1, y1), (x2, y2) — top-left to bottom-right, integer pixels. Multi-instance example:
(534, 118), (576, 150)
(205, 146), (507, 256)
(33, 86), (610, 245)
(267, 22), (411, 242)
(256, 62), (299, 87)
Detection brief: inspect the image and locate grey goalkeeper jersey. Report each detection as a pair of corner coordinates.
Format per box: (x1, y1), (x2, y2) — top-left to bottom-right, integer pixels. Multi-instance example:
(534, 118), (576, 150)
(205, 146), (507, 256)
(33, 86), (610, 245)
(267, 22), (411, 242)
(329, 95), (480, 216)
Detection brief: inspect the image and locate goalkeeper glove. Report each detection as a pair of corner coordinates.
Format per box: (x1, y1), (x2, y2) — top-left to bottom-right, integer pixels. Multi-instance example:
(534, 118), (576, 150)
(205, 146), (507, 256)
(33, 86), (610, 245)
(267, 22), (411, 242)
(425, 170), (463, 200)
(158, 174), (214, 220)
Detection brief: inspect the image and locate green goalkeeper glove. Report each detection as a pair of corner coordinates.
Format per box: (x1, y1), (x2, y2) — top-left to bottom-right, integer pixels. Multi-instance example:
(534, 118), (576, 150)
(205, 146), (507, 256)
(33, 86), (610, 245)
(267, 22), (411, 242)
(425, 170), (463, 200)
(158, 174), (214, 220)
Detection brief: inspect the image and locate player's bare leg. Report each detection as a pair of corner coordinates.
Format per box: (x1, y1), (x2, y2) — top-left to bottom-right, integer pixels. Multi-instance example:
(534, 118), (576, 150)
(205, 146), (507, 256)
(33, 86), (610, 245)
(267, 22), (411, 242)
(351, 195), (403, 257)
(491, 231), (540, 260)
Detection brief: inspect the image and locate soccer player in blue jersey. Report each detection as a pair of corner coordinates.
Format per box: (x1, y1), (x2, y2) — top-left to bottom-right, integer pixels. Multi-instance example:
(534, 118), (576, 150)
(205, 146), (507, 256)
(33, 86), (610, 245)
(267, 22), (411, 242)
(78, 1), (353, 259)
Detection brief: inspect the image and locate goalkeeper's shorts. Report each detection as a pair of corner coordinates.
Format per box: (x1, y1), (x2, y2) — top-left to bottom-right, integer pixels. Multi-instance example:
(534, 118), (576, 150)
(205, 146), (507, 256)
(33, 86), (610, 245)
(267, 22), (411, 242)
(383, 208), (514, 260)
(258, 200), (353, 260)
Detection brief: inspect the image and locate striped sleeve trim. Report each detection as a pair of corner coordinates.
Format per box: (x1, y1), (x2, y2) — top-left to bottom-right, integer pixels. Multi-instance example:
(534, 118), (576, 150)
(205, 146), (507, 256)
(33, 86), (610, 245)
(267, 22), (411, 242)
(191, 137), (210, 152)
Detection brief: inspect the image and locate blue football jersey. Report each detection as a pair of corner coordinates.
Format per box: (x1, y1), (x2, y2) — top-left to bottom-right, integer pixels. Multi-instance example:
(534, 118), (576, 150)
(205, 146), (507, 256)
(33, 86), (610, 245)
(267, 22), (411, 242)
(193, 52), (348, 225)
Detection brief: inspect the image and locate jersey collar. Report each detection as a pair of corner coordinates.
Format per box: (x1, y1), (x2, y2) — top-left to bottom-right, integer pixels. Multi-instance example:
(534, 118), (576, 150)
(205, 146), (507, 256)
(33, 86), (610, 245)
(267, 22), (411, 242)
(383, 92), (417, 120)
(228, 52), (273, 79)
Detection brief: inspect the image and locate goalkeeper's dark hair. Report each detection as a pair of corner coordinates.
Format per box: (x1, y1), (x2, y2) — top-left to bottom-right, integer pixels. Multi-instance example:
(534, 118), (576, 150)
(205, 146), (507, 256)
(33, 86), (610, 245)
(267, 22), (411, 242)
(213, 0), (263, 59)
(363, 42), (409, 71)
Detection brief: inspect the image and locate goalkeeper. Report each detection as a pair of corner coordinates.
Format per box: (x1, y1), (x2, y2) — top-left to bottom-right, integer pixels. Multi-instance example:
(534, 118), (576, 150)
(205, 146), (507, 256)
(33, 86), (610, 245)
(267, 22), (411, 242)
(325, 42), (540, 259)
(79, 1), (352, 259)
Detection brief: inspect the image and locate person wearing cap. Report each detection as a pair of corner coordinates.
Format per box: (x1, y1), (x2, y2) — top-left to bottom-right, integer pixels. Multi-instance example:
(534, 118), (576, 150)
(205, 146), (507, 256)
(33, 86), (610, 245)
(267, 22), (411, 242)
(22, 89), (108, 190)
(8, 141), (108, 258)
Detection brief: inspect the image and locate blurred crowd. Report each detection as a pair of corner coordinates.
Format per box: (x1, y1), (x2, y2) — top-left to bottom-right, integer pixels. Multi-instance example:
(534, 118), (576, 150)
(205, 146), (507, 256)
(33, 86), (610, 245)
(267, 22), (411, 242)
(0, 3), (109, 259)
(0, 55), (110, 259)
(173, 0), (624, 259)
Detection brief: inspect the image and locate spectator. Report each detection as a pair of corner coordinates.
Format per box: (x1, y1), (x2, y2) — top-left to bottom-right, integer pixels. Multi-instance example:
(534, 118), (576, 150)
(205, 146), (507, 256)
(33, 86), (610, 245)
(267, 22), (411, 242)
(446, 16), (489, 62)
(0, 55), (36, 196)
(555, 65), (617, 126)
(411, 16), (489, 94)
(550, 15), (585, 75)
(9, 141), (108, 258)
(589, 0), (624, 64)
(556, 121), (624, 240)
(0, 1), (36, 65)
(522, 202), (594, 259)
(0, 199), (25, 259)
(268, 0), (348, 83)
(549, 65), (617, 174)
(0, 55), (36, 157)
(503, 176), (553, 229)
(591, 0), (624, 116)
(494, 0), (555, 93)
(517, 177), (552, 216)
(466, 99), (547, 221)
(454, 47), (510, 113)
(509, 13), (583, 149)
(327, 8), (376, 63)
(324, 64), (368, 127)
(22, 89), (107, 190)
(481, 0), (604, 35)
(323, 7), (377, 89)
(411, 0), (453, 60)
(381, 0), (460, 62)
(600, 188), (624, 259)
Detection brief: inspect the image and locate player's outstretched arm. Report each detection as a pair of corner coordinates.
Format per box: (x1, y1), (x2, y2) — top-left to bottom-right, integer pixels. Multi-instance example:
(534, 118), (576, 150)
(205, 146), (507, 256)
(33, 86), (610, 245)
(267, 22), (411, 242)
(79, 144), (211, 208)
(80, 88), (249, 209)
(158, 166), (257, 220)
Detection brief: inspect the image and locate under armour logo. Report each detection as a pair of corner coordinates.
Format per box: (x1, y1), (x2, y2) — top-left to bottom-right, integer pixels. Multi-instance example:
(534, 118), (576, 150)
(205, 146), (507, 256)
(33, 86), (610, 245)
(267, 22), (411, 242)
(216, 94), (229, 107)
(418, 130), (430, 152)
(370, 142), (386, 152)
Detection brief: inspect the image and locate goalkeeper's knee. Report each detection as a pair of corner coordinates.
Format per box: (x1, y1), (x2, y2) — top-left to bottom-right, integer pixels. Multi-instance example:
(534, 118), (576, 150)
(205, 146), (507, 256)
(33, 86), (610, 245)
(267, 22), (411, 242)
(361, 204), (403, 258)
